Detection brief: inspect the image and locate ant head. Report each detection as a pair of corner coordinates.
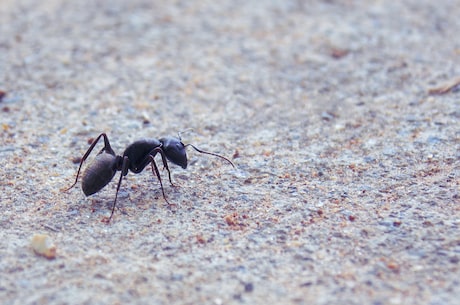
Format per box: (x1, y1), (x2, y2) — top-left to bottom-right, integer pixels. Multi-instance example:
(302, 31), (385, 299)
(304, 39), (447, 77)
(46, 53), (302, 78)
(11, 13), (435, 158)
(159, 137), (187, 169)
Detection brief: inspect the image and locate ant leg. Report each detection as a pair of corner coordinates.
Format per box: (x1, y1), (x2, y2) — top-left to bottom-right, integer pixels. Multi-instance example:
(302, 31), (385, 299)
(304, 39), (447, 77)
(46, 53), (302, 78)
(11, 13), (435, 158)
(63, 133), (115, 192)
(149, 156), (170, 205)
(157, 150), (174, 186)
(108, 156), (129, 222)
(148, 147), (174, 186)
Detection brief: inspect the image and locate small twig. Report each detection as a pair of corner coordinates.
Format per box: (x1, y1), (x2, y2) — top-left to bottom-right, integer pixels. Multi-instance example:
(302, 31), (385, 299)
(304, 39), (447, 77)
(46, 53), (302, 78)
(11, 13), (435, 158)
(43, 224), (60, 232)
(428, 77), (460, 95)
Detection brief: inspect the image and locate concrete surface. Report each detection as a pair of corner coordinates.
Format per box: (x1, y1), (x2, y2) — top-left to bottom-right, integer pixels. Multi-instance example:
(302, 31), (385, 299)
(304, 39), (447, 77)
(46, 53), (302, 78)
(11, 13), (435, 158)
(0, 0), (459, 304)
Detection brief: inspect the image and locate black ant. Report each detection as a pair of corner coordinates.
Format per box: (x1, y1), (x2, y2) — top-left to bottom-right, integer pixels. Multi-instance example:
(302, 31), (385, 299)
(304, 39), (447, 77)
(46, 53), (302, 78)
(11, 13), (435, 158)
(64, 133), (235, 222)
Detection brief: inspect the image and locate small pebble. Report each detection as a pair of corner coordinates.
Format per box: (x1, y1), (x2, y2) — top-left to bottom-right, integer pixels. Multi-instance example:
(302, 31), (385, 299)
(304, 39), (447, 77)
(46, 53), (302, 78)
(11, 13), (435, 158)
(31, 234), (57, 259)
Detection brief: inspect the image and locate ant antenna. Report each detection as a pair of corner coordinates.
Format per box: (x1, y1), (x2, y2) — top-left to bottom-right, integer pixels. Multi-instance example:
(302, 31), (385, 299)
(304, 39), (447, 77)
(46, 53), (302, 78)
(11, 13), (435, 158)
(177, 128), (194, 140)
(185, 143), (235, 168)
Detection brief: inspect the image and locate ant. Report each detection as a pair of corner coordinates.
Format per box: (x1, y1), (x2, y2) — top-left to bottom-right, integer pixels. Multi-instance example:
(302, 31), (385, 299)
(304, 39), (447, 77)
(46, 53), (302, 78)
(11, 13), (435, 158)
(64, 133), (235, 222)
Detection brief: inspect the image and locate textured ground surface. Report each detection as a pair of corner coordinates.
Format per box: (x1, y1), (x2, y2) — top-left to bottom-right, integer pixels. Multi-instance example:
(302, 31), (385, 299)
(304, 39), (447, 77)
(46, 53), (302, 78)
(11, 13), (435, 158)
(0, 1), (459, 304)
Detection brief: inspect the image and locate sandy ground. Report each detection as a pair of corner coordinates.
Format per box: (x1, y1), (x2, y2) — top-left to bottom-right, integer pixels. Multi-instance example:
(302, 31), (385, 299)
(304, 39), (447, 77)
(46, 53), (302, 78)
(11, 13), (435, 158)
(0, 0), (459, 304)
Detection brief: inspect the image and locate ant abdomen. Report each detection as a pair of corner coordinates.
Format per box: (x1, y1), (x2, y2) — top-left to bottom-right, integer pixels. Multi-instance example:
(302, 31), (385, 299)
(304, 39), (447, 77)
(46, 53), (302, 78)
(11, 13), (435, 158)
(82, 153), (117, 196)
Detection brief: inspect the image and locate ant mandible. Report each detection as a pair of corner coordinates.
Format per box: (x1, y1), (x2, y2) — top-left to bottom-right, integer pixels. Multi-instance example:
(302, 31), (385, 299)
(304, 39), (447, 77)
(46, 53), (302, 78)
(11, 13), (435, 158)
(64, 133), (235, 222)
